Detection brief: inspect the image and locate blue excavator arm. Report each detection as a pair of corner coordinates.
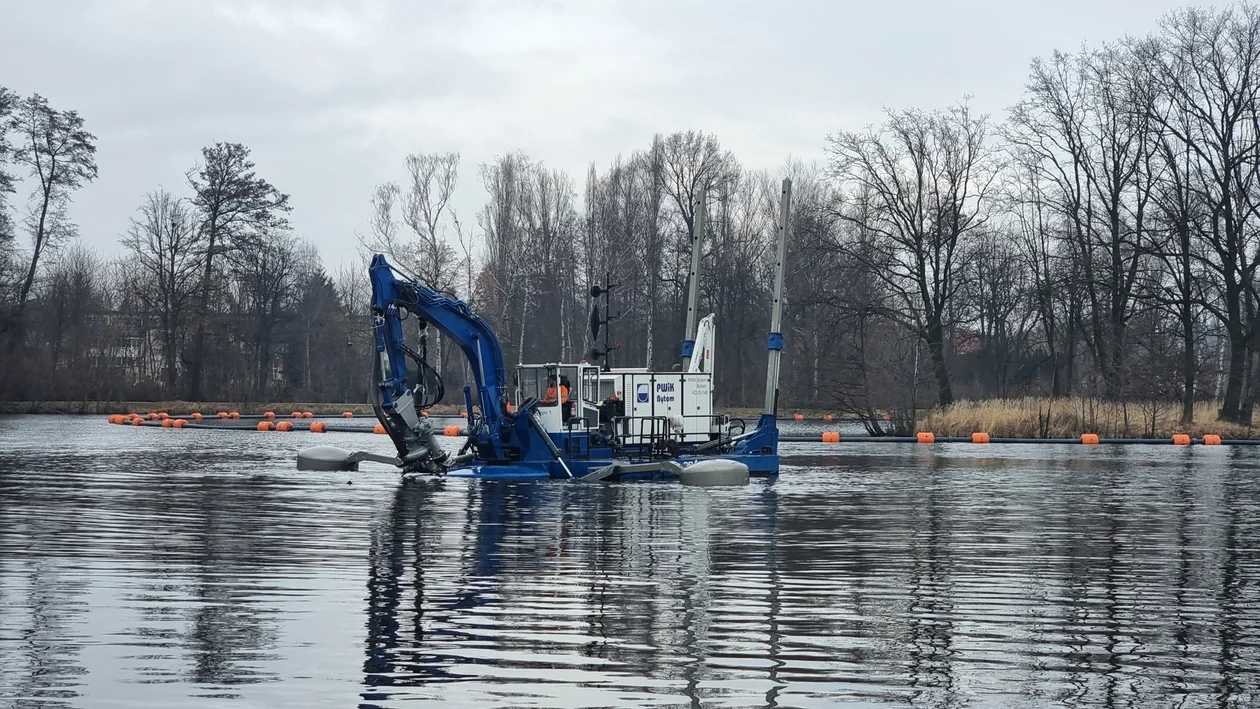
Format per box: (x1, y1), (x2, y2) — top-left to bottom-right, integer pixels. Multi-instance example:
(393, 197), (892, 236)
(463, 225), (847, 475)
(369, 254), (517, 470)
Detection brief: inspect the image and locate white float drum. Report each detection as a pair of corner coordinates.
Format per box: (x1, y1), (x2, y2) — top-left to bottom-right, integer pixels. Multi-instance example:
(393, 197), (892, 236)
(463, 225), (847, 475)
(679, 459), (749, 486)
(297, 446), (358, 471)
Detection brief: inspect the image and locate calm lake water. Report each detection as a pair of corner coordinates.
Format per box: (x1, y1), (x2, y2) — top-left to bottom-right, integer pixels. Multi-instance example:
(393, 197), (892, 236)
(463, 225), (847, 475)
(1, 415), (1259, 708)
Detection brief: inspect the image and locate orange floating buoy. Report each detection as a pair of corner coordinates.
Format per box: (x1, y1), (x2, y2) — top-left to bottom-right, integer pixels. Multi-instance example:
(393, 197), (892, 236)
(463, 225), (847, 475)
(1172, 433), (1191, 446)
(1204, 434), (1222, 445)
(264, 411), (276, 420)
(916, 432), (935, 444)
(311, 422), (327, 433)
(461, 411), (468, 419)
(191, 412), (203, 421)
(342, 411), (354, 418)
(161, 418), (174, 428)
(107, 415), (119, 424)
(303, 412), (313, 418)
(218, 411), (229, 419)
(276, 421), (293, 432)
(1081, 433), (1100, 445)
(793, 414), (804, 421)
(373, 423), (386, 435)
(147, 413), (159, 421)
(158, 412), (170, 420)
(131, 417), (142, 426)
(257, 421), (274, 431)
(971, 432), (990, 444)
(291, 411), (302, 418)
(823, 414), (834, 423)
(821, 431), (840, 443)
(173, 418), (188, 428)
(229, 411), (241, 419)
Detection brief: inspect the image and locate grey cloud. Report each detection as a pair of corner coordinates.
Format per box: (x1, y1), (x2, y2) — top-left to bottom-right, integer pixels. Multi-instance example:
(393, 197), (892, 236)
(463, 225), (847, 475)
(1, 0), (1191, 268)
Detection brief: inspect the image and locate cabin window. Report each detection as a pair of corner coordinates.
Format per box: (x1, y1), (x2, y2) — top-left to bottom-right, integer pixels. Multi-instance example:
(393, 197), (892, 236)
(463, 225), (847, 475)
(518, 367), (560, 408)
(582, 367), (600, 404)
(599, 379), (618, 401)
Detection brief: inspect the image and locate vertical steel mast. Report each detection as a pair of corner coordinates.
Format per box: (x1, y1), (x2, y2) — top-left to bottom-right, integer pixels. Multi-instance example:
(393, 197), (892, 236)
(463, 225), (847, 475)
(681, 189), (707, 370)
(763, 179), (791, 416)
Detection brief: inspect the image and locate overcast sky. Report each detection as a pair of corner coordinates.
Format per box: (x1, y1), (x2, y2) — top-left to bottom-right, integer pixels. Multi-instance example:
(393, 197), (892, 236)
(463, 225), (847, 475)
(1, 0), (1191, 270)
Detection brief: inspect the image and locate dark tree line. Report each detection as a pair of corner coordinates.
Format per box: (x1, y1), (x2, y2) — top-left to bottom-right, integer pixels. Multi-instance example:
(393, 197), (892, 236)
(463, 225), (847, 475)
(3, 3), (1260, 426)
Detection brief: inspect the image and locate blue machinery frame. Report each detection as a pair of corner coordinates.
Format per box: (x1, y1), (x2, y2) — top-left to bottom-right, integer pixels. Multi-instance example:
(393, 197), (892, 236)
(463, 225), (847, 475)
(368, 179), (790, 481)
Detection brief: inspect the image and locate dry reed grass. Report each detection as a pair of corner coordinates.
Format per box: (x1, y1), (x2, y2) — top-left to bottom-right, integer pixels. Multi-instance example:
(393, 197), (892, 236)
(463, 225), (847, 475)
(920, 398), (1259, 439)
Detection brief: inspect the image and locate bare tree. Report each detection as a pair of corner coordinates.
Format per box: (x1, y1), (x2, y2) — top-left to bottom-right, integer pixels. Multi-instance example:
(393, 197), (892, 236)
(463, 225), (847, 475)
(479, 152), (531, 363)
(1130, 38), (1212, 423)
(226, 230), (309, 397)
(185, 142), (291, 400)
(959, 230), (1038, 397)
(362, 152), (460, 291)
(657, 132), (738, 347)
(659, 131), (736, 234)
(1143, 5), (1260, 423)
(642, 136), (666, 367)
(1006, 46), (1156, 397)
(360, 153), (461, 379)
(1003, 153), (1081, 397)
(828, 102), (997, 406)
(400, 152), (459, 376)
(7, 94), (97, 317)
(0, 87), (17, 265)
(582, 154), (646, 366)
(120, 189), (204, 394)
(366, 182), (403, 260)
(400, 152), (459, 291)
(39, 245), (108, 394)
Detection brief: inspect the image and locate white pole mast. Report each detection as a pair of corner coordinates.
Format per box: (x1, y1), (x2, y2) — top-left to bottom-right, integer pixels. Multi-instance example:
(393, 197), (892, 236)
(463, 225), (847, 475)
(681, 189), (706, 370)
(763, 179), (791, 416)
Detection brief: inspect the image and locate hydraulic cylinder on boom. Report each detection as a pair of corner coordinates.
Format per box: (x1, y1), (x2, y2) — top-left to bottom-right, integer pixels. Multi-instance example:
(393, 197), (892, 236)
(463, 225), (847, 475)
(368, 254), (560, 474)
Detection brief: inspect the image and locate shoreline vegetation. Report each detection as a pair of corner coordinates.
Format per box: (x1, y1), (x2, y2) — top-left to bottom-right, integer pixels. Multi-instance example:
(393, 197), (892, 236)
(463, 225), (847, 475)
(7, 398), (1256, 440)
(919, 398), (1257, 440)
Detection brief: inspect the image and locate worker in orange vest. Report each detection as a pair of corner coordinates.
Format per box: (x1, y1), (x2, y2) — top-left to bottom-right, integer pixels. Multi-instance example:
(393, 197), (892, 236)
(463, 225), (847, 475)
(541, 375), (569, 405)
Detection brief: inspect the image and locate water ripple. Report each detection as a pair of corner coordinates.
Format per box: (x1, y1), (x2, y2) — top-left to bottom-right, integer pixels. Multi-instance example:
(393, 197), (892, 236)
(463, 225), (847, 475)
(2, 415), (1260, 707)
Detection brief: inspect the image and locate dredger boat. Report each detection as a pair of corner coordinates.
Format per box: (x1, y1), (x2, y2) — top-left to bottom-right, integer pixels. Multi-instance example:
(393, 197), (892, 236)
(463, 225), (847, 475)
(298, 180), (795, 484)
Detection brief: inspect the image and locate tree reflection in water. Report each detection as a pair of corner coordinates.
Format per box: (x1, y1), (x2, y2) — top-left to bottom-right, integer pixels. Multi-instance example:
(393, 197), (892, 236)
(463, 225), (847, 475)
(2, 417), (1259, 708)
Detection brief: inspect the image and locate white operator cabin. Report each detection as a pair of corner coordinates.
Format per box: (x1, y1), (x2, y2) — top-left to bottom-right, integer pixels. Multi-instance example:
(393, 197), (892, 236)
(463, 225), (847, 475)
(512, 315), (723, 445)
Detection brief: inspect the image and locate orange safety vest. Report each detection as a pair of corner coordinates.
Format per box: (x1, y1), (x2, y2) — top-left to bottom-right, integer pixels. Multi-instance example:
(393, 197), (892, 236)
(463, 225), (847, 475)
(543, 385), (569, 404)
